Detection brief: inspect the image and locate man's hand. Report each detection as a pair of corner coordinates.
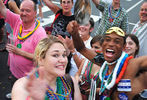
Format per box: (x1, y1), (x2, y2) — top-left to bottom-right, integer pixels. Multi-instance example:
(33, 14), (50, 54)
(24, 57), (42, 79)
(6, 43), (21, 55)
(6, 43), (34, 60)
(66, 21), (79, 36)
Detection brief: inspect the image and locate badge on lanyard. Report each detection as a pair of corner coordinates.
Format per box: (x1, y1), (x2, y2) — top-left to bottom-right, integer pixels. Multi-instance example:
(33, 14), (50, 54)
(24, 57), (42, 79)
(118, 93), (128, 100)
(117, 79), (132, 92)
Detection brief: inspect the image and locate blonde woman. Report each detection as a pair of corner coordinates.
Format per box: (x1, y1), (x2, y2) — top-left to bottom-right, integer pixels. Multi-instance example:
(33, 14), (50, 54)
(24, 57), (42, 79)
(11, 36), (82, 100)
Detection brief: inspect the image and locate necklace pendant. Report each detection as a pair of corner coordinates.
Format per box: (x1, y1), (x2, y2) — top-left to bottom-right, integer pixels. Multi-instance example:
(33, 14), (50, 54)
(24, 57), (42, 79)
(109, 18), (113, 23)
(17, 44), (22, 48)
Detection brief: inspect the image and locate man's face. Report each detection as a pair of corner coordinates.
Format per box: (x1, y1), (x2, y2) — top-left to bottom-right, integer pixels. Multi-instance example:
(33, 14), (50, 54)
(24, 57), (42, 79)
(102, 32), (124, 63)
(61, 0), (73, 13)
(139, 3), (147, 23)
(113, 0), (120, 4)
(20, 0), (36, 24)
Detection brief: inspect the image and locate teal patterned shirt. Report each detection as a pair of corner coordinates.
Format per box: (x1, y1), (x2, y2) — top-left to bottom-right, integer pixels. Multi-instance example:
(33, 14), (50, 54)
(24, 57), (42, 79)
(95, 0), (129, 35)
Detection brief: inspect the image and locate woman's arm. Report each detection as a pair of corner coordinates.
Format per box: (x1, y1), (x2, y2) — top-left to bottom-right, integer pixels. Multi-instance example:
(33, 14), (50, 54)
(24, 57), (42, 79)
(71, 76), (82, 100)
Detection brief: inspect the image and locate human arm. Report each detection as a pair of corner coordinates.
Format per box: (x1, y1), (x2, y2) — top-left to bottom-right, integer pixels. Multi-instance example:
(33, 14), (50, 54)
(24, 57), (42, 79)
(8, 0), (20, 14)
(43, 0), (60, 14)
(71, 76), (82, 100)
(57, 35), (84, 68)
(11, 77), (29, 100)
(75, 58), (85, 81)
(137, 56), (147, 71)
(92, 0), (100, 6)
(128, 56), (147, 77)
(0, 0), (7, 18)
(67, 21), (97, 63)
(6, 44), (34, 60)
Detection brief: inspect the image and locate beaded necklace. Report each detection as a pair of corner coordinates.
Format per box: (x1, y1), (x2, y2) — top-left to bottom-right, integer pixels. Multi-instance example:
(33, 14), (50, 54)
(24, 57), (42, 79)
(3, 0), (8, 4)
(99, 52), (128, 95)
(17, 20), (40, 48)
(45, 77), (72, 100)
(108, 5), (122, 23)
(81, 61), (100, 85)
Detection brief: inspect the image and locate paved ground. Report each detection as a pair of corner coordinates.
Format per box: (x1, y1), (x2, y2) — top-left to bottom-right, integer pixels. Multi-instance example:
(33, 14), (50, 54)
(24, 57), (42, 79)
(0, 50), (11, 100)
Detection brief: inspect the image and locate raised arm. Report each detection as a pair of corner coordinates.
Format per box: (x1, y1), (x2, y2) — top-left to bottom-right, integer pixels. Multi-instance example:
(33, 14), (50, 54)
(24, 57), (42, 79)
(137, 56), (147, 71)
(8, 0), (20, 14)
(67, 21), (97, 63)
(0, 0), (7, 18)
(43, 0), (60, 14)
(128, 56), (147, 77)
(92, 0), (100, 6)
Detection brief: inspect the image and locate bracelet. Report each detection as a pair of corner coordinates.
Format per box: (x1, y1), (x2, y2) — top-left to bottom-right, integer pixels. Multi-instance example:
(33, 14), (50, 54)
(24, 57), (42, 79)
(71, 51), (77, 56)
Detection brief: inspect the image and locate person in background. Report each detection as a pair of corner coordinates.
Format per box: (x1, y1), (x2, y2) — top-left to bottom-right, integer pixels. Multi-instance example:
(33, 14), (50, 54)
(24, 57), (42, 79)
(75, 35), (103, 99)
(11, 36), (82, 100)
(92, 0), (128, 35)
(37, 0), (44, 23)
(0, 18), (5, 51)
(131, 1), (147, 56)
(67, 21), (147, 99)
(0, 0), (47, 98)
(90, 35), (103, 52)
(69, 17), (94, 76)
(124, 34), (139, 57)
(43, 0), (74, 38)
(8, 0), (20, 14)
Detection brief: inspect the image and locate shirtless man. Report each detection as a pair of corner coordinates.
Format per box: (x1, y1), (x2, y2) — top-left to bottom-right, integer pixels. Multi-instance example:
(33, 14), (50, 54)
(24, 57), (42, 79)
(67, 21), (147, 99)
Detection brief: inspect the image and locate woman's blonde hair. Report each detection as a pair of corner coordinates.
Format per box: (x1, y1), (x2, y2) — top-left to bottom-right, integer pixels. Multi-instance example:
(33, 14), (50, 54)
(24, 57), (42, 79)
(34, 35), (66, 66)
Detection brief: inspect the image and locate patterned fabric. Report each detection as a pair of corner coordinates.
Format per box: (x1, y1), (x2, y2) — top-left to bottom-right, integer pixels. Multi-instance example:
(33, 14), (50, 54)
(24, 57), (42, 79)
(51, 9), (75, 38)
(131, 21), (147, 56)
(95, 0), (128, 35)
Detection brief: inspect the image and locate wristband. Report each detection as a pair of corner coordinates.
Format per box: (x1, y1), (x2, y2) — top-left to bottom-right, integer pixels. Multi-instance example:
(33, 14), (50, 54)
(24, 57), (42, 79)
(72, 51), (76, 56)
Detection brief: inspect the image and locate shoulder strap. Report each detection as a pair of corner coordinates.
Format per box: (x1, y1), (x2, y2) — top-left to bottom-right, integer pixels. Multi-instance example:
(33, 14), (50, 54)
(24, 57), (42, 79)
(51, 13), (60, 27)
(64, 74), (74, 99)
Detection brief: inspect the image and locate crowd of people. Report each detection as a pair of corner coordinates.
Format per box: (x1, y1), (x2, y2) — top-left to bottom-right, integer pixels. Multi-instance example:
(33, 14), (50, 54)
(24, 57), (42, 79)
(0, 0), (147, 100)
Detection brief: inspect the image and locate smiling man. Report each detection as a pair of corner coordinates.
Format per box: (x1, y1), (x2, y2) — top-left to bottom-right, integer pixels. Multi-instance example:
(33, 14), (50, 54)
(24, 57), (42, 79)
(67, 21), (147, 99)
(131, 1), (147, 57)
(0, 0), (47, 98)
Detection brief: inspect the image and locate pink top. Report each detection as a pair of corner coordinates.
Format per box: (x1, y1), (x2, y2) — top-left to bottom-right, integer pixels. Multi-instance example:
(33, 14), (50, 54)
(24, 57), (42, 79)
(5, 10), (47, 78)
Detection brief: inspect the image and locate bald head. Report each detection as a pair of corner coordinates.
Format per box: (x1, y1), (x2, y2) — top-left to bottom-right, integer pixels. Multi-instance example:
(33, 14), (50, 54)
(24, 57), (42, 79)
(20, 0), (37, 11)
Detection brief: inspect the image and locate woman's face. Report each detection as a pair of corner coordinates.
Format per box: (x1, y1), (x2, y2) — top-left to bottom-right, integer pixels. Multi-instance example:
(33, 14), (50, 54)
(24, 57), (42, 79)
(39, 43), (68, 77)
(91, 41), (102, 53)
(124, 37), (138, 56)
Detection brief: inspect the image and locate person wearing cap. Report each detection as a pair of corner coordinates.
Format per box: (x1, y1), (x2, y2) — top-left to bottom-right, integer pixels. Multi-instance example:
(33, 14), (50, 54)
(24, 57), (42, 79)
(92, 0), (128, 35)
(67, 21), (147, 99)
(131, 1), (147, 57)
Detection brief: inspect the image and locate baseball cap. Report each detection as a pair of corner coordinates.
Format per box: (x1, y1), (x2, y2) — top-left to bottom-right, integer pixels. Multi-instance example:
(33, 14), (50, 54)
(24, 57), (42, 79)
(105, 27), (125, 37)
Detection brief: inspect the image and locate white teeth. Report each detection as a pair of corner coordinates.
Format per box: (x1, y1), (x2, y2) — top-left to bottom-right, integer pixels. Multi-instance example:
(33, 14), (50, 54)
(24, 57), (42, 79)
(107, 49), (114, 52)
